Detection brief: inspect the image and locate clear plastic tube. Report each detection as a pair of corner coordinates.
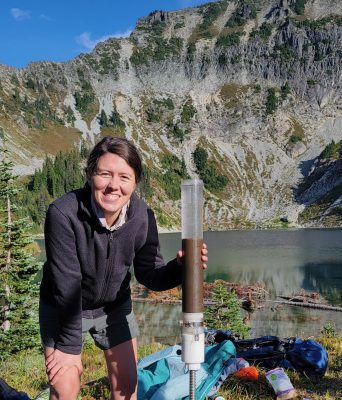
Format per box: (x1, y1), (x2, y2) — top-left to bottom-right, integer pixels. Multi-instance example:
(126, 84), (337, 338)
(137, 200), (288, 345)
(181, 179), (204, 375)
(181, 179), (203, 240)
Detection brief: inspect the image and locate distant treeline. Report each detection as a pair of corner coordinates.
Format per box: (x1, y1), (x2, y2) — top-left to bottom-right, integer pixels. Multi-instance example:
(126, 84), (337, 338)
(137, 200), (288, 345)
(19, 144), (89, 230)
(18, 141), (231, 231)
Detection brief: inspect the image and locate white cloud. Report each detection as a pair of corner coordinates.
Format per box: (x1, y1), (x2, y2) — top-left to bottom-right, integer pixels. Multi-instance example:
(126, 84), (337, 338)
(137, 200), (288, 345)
(40, 14), (52, 21)
(10, 8), (31, 21)
(75, 29), (132, 51)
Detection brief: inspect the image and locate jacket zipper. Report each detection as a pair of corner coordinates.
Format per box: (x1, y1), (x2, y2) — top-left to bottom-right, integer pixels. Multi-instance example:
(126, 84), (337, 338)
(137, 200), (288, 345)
(98, 231), (114, 304)
(107, 231), (114, 258)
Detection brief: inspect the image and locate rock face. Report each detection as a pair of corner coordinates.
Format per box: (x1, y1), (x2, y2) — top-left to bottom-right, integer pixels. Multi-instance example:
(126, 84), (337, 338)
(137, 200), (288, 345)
(0, 0), (341, 229)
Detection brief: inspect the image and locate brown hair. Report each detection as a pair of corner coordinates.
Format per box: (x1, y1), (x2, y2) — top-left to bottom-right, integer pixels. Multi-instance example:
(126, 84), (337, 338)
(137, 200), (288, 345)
(85, 136), (142, 183)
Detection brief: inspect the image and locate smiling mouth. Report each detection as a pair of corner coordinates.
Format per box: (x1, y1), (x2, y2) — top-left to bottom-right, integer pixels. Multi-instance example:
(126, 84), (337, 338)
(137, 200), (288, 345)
(103, 194), (120, 201)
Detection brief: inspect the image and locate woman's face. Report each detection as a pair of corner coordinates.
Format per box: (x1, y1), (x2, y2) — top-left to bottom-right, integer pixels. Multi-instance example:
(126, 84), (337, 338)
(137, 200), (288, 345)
(90, 152), (137, 227)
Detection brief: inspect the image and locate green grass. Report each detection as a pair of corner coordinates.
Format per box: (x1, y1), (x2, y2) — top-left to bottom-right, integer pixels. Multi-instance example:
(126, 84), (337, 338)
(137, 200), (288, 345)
(1, 336), (341, 399)
(219, 337), (342, 400)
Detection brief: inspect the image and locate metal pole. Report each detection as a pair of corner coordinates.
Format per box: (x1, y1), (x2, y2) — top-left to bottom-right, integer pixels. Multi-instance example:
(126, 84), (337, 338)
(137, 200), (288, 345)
(189, 370), (196, 400)
(181, 179), (204, 400)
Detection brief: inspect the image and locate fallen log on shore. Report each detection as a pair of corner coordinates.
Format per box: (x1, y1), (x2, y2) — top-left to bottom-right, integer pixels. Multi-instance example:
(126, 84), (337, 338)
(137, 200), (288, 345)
(132, 282), (342, 312)
(132, 296), (342, 312)
(266, 299), (342, 312)
(132, 296), (216, 306)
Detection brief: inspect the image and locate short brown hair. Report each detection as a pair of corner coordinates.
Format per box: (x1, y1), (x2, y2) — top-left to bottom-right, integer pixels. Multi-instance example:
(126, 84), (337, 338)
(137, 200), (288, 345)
(85, 136), (142, 183)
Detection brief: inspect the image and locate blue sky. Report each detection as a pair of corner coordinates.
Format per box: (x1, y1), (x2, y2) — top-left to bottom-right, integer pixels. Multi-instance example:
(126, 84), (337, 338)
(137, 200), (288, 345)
(0, 0), (214, 69)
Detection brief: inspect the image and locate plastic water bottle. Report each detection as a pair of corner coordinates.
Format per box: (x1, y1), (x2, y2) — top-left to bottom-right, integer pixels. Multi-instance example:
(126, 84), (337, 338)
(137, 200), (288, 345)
(266, 368), (297, 400)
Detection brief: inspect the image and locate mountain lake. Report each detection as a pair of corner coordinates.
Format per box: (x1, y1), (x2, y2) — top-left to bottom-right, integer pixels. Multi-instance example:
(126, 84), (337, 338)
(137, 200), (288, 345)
(36, 228), (342, 344)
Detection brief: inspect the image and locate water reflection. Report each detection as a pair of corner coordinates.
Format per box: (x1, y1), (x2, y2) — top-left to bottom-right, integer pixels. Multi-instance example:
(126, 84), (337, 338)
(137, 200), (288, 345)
(250, 304), (342, 337)
(134, 301), (342, 345)
(159, 229), (342, 304)
(36, 229), (342, 341)
(135, 302), (182, 346)
(302, 262), (342, 305)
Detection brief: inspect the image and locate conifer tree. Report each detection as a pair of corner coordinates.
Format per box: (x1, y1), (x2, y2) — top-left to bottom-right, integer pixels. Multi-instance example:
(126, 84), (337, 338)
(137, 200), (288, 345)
(204, 281), (250, 339)
(0, 148), (41, 359)
(20, 147), (85, 228)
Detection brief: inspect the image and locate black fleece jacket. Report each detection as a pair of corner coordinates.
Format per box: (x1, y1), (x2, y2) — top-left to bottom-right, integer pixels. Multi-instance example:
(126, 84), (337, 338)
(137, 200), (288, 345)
(40, 186), (182, 354)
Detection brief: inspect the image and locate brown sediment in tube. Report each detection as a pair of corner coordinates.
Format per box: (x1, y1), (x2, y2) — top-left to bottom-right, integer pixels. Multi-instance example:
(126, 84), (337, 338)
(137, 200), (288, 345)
(182, 238), (203, 313)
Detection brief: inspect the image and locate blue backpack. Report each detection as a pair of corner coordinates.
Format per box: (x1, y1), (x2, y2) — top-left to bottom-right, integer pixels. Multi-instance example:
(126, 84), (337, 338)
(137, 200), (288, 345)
(206, 330), (328, 380)
(283, 338), (329, 379)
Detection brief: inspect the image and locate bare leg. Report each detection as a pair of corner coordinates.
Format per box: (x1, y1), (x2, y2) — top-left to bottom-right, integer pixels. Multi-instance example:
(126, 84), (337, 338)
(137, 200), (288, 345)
(44, 347), (82, 400)
(104, 338), (138, 400)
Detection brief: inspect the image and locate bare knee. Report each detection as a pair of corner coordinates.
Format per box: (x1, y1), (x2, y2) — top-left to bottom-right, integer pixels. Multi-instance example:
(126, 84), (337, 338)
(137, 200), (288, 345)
(49, 366), (81, 400)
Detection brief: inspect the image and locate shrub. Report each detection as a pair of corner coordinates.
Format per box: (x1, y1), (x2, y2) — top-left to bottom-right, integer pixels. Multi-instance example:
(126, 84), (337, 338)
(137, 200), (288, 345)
(225, 1), (256, 28)
(272, 43), (297, 61)
(281, 82), (291, 99)
(65, 106), (76, 124)
(74, 91), (95, 115)
(250, 22), (272, 40)
(265, 88), (278, 115)
(181, 99), (197, 123)
(321, 322), (336, 338)
(321, 140), (341, 160)
(290, 0), (307, 15)
(296, 16), (342, 29)
(146, 108), (160, 123)
(160, 154), (188, 200)
(154, 98), (174, 110)
(193, 146), (228, 192)
(254, 84), (261, 93)
(186, 43), (196, 63)
(130, 36), (183, 66)
(139, 164), (153, 200)
(146, 98), (174, 123)
(201, 163), (228, 191)
(204, 281), (250, 338)
(174, 21), (185, 29)
(167, 124), (186, 142)
(216, 32), (241, 47)
(25, 78), (36, 90)
(98, 109), (108, 126)
(193, 146), (208, 172)
(98, 54), (119, 76)
(130, 47), (152, 66)
(199, 1), (227, 33)
(109, 108), (125, 128)
(289, 134), (302, 144)
(307, 79), (319, 86)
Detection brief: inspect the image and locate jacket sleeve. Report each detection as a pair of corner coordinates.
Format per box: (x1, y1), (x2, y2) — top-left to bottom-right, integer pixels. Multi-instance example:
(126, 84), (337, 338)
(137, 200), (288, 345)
(44, 204), (83, 354)
(133, 209), (182, 291)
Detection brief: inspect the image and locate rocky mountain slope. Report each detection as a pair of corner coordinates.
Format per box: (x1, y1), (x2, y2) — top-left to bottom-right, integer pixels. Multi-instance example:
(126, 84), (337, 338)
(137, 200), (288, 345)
(0, 0), (341, 229)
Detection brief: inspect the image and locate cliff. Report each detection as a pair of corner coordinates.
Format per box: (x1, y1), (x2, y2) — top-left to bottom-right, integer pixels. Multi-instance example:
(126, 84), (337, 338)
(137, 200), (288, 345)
(0, 0), (341, 229)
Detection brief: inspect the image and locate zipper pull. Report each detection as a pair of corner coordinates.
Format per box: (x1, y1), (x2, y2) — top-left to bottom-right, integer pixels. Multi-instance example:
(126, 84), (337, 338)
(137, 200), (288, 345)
(107, 232), (113, 258)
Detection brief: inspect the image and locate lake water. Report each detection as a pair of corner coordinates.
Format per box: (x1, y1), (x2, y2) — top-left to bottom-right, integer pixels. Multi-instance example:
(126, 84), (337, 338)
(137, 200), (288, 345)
(36, 228), (342, 344)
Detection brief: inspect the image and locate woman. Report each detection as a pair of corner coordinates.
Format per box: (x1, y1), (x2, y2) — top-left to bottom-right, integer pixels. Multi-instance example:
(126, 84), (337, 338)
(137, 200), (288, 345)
(39, 136), (208, 400)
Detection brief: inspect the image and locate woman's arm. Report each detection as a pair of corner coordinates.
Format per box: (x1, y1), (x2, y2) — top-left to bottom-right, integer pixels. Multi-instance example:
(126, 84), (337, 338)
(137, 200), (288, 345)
(133, 209), (208, 291)
(133, 209), (182, 291)
(43, 204), (83, 354)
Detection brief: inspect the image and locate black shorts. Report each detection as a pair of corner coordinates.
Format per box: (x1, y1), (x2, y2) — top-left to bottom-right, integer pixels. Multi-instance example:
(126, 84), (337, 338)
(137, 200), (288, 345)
(39, 298), (139, 351)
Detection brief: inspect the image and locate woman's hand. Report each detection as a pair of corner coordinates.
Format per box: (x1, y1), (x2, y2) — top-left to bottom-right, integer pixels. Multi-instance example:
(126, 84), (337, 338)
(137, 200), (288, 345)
(177, 242), (208, 269)
(45, 348), (83, 385)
